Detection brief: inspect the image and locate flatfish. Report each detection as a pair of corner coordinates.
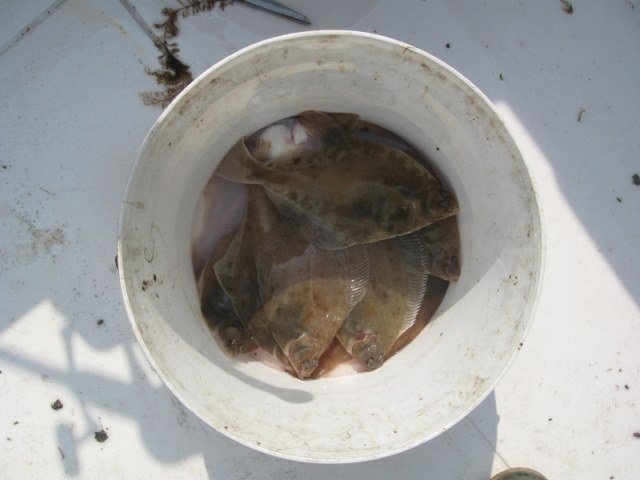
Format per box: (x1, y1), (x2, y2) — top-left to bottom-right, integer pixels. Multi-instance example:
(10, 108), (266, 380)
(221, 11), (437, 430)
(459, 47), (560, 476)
(256, 227), (369, 378)
(337, 235), (428, 370)
(213, 186), (291, 369)
(215, 110), (458, 249)
(200, 254), (256, 357)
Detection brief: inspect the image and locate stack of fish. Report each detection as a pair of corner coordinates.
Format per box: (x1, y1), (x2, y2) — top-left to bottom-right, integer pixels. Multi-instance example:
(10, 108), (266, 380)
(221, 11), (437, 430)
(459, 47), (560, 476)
(199, 110), (460, 379)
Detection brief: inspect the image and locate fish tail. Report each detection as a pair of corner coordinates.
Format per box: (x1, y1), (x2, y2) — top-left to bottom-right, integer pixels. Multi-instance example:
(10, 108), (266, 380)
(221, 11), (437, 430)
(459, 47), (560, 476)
(213, 235), (240, 308)
(326, 112), (362, 133)
(215, 139), (263, 184)
(251, 138), (273, 162)
(297, 110), (349, 145)
(397, 234), (429, 336)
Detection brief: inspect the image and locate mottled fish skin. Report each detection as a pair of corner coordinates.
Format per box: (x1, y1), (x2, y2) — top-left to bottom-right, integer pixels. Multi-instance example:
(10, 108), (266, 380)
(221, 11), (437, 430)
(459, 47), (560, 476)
(337, 235), (428, 371)
(213, 186), (291, 368)
(257, 228), (368, 379)
(414, 216), (461, 282)
(215, 111), (458, 249)
(199, 256), (256, 357)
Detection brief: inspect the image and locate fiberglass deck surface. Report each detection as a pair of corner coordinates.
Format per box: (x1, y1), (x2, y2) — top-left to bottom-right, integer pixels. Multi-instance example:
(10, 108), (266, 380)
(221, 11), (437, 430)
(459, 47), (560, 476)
(1, 1), (639, 478)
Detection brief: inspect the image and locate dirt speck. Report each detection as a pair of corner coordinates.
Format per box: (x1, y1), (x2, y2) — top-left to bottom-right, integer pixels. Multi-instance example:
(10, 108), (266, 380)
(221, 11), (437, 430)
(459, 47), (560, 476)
(624, 384), (629, 390)
(13, 421), (19, 425)
(499, 73), (504, 81)
(577, 107), (586, 122)
(561, 0), (574, 14)
(446, 43), (450, 49)
(58, 447), (65, 459)
(616, 197), (622, 203)
(9, 207), (66, 259)
(97, 319), (104, 326)
(51, 399), (63, 410)
(632, 174), (640, 185)
(94, 429), (108, 443)
(142, 280), (150, 292)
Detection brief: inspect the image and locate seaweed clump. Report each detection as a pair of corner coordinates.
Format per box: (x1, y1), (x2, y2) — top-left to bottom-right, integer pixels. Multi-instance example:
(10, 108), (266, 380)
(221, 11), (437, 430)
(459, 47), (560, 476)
(141, 1), (234, 107)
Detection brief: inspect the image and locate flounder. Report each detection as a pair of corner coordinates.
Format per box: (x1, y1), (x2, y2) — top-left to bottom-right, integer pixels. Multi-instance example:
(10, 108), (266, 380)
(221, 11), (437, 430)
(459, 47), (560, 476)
(200, 254), (256, 357)
(336, 234), (428, 370)
(213, 186), (291, 369)
(256, 227), (369, 378)
(215, 110), (458, 249)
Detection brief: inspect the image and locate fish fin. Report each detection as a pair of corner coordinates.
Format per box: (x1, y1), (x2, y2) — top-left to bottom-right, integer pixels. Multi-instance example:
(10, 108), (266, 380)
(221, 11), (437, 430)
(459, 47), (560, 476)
(246, 308), (278, 351)
(254, 225), (287, 302)
(200, 260), (235, 323)
(213, 234), (240, 301)
(326, 112), (362, 133)
(215, 139), (263, 184)
(397, 234), (429, 336)
(198, 255), (218, 300)
(251, 138), (272, 162)
(273, 345), (295, 373)
(266, 190), (354, 250)
(297, 110), (349, 145)
(343, 244), (370, 310)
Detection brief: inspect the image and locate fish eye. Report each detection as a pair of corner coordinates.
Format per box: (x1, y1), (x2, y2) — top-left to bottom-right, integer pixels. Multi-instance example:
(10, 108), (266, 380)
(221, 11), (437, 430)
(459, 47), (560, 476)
(301, 358), (318, 370)
(365, 354), (384, 370)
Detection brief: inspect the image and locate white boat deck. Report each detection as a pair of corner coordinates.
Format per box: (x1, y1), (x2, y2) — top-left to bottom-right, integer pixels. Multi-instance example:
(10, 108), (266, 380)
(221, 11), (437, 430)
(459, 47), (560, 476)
(1, 1), (638, 478)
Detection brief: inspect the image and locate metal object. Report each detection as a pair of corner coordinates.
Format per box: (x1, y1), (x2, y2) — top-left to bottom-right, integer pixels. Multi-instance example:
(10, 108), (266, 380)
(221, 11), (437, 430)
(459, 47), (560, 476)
(239, 0), (311, 25)
(119, 0), (164, 49)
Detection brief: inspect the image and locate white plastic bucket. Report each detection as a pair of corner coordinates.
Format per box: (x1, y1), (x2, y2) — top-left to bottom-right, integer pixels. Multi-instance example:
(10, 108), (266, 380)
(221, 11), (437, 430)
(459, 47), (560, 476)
(118, 31), (544, 463)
